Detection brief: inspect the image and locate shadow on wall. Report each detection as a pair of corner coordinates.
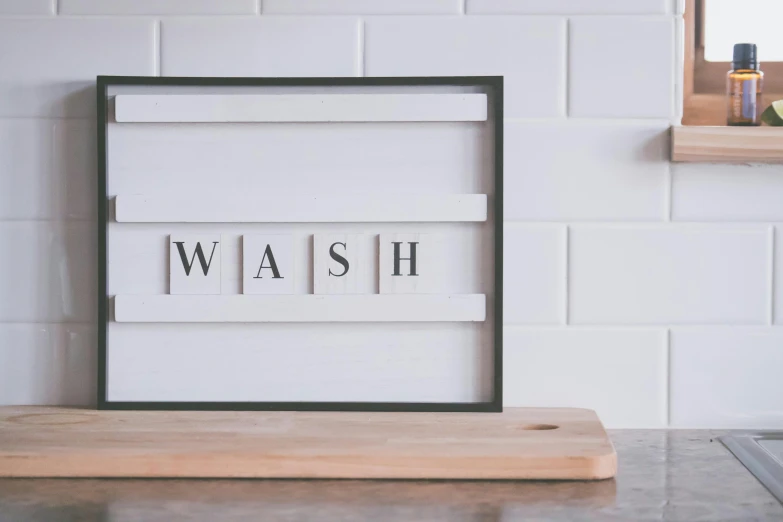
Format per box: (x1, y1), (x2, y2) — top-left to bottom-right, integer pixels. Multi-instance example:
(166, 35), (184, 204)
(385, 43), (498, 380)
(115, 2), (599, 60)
(32, 85), (98, 406)
(640, 128), (671, 163)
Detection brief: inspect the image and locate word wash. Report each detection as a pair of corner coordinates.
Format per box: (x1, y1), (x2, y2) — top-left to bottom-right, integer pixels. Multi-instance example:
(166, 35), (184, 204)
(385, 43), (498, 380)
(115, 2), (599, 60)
(169, 233), (434, 295)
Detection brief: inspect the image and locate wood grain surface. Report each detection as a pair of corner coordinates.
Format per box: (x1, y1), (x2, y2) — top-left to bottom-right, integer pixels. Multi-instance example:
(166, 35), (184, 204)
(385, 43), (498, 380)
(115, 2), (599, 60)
(0, 407), (616, 480)
(672, 126), (783, 163)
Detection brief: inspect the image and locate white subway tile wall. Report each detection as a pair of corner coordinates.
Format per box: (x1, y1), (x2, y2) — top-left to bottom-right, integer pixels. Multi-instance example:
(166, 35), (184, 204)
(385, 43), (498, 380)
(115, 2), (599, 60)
(0, 324), (96, 406)
(364, 16), (566, 118)
(0, 222), (97, 323)
(263, 0), (461, 15)
(0, 1), (780, 429)
(504, 328), (667, 428)
(670, 329), (783, 428)
(0, 120), (96, 221)
(504, 121), (670, 221)
(672, 163), (783, 221)
(569, 17), (675, 118)
(467, 0), (668, 15)
(0, 19), (155, 117)
(161, 18), (360, 77)
(569, 226), (770, 325)
(0, 0), (53, 15)
(503, 225), (566, 324)
(60, 0), (257, 15)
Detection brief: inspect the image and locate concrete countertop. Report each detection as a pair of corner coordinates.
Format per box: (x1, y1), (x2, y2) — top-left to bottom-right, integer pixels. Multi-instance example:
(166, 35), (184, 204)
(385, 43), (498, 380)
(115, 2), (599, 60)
(0, 430), (781, 521)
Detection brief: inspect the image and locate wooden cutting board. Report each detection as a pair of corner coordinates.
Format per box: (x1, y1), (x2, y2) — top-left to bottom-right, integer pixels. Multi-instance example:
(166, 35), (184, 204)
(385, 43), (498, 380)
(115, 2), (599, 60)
(0, 407), (616, 480)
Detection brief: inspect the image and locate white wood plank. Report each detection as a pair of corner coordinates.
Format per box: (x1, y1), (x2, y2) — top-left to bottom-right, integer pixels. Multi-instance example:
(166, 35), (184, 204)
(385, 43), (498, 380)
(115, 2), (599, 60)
(115, 194), (488, 223)
(108, 122), (486, 197)
(114, 294), (486, 323)
(114, 94), (488, 123)
(107, 323), (487, 402)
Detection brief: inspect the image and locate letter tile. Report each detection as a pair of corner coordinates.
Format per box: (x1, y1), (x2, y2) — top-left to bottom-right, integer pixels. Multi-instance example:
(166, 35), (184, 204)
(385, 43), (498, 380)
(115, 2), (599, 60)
(169, 234), (221, 294)
(243, 235), (294, 294)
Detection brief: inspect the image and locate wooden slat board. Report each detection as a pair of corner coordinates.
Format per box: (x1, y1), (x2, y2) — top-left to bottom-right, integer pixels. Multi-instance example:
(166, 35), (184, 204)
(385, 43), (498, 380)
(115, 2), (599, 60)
(115, 194), (488, 223)
(114, 294), (486, 323)
(114, 93), (489, 123)
(0, 407), (616, 480)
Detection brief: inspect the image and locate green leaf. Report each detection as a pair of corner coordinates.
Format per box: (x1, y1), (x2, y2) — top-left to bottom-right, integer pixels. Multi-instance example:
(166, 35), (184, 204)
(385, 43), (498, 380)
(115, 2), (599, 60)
(761, 99), (783, 126)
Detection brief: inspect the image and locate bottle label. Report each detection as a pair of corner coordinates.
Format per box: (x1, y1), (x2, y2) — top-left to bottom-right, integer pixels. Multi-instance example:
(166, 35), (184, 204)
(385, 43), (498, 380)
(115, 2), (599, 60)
(729, 77), (758, 123)
(741, 79), (757, 119)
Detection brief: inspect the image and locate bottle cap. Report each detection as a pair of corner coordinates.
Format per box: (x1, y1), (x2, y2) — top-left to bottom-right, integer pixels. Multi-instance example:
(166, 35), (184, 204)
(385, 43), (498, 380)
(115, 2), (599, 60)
(733, 43), (758, 70)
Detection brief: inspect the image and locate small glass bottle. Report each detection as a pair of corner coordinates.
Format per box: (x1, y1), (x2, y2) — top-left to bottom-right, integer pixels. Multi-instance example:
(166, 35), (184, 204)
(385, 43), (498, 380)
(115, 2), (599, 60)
(727, 43), (763, 126)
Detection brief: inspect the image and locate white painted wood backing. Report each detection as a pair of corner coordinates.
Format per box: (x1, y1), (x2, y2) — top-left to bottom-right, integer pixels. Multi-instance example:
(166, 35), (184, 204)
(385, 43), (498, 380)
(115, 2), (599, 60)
(114, 94), (488, 123)
(107, 323), (489, 402)
(108, 121), (489, 197)
(115, 194), (488, 223)
(114, 294), (486, 323)
(105, 83), (496, 405)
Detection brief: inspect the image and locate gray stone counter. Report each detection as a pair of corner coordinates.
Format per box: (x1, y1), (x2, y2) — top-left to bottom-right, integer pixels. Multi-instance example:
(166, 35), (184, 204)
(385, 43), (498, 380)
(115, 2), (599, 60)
(1, 431), (781, 521)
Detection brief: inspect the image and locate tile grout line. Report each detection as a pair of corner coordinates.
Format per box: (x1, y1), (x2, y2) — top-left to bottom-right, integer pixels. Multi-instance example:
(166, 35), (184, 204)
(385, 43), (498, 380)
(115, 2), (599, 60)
(463, 13), (674, 18)
(504, 221), (781, 227)
(505, 117), (672, 124)
(564, 18), (570, 117)
(357, 19), (365, 77)
(504, 323), (777, 329)
(665, 327), (671, 427)
(564, 225), (570, 325)
(675, 13), (684, 124)
(665, 155), (673, 221)
(769, 226), (776, 325)
(0, 322), (96, 326)
(671, 6), (681, 124)
(154, 19), (161, 76)
(668, 3), (678, 221)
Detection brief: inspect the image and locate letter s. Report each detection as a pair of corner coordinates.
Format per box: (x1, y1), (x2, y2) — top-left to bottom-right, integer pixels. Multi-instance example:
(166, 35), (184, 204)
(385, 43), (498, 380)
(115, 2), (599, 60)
(328, 242), (349, 277)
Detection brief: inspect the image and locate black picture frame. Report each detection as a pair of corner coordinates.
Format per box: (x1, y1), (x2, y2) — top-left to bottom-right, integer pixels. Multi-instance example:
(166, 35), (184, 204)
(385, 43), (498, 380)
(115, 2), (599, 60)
(97, 75), (503, 412)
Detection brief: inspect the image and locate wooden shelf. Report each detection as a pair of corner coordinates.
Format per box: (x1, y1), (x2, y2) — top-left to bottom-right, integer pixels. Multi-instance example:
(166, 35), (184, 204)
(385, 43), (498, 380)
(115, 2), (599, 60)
(114, 294), (486, 323)
(671, 126), (783, 163)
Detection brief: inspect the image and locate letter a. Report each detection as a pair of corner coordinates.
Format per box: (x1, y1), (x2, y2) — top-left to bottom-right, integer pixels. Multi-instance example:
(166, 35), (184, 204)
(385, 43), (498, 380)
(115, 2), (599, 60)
(254, 244), (283, 279)
(243, 235), (294, 294)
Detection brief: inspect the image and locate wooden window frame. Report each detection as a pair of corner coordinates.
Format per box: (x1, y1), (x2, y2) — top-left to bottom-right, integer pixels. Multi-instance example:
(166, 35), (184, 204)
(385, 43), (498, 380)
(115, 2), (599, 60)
(683, 0), (783, 125)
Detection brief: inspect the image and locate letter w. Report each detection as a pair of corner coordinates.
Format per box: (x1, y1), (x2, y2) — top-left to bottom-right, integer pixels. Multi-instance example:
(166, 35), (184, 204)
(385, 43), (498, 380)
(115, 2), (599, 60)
(174, 242), (218, 276)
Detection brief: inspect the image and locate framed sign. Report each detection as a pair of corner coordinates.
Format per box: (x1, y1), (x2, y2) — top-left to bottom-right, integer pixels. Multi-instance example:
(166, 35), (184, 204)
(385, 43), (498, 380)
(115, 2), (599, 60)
(98, 76), (503, 412)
